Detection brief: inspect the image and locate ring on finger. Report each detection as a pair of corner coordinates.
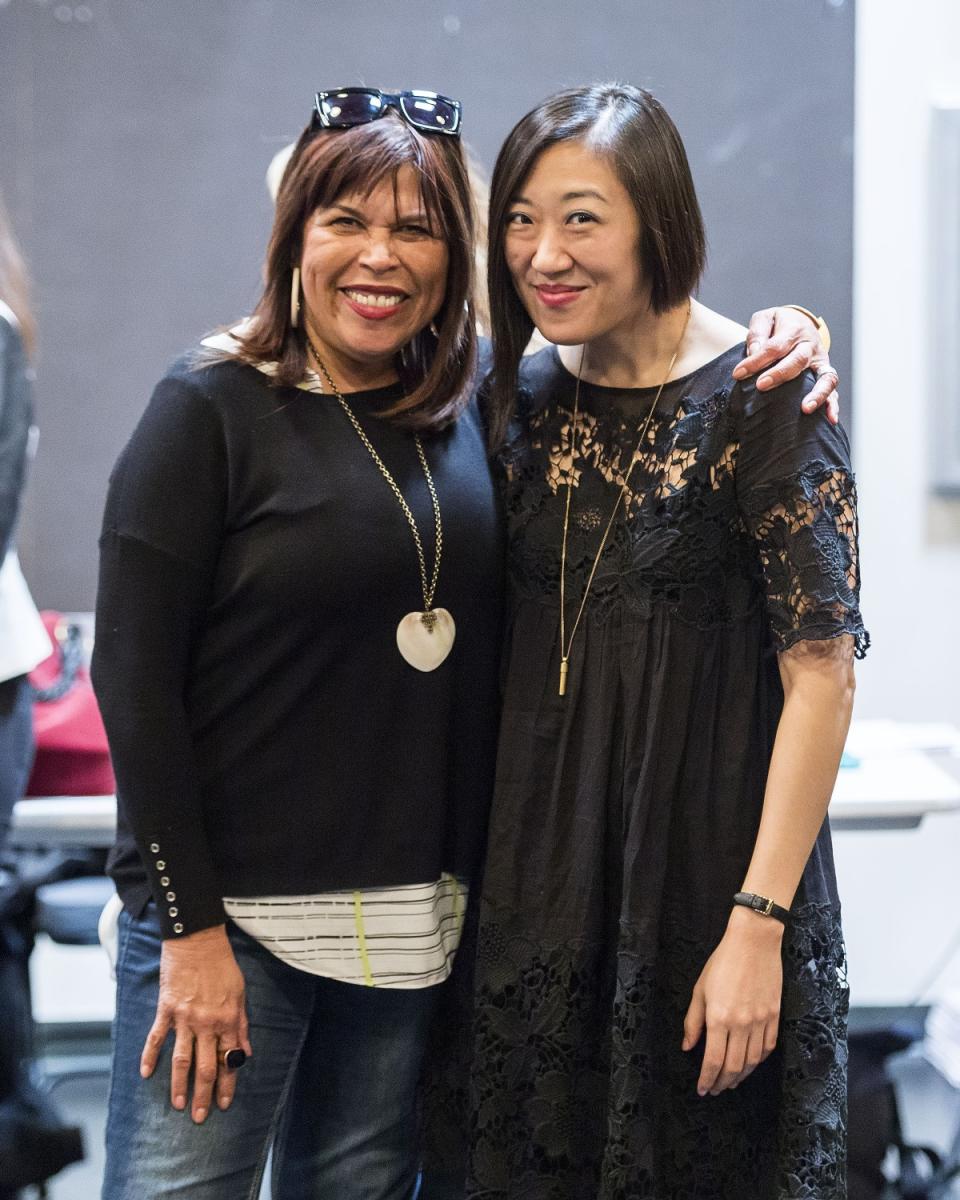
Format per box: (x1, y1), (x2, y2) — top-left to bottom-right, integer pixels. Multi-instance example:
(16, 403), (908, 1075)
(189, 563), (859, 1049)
(219, 1046), (247, 1070)
(815, 366), (839, 384)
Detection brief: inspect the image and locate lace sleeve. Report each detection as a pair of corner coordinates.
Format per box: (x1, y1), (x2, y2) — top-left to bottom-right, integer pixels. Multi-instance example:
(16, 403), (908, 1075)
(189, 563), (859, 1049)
(735, 374), (869, 659)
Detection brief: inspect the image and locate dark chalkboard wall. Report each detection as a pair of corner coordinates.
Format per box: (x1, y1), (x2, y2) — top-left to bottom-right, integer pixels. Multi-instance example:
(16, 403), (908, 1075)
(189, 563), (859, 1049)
(1, 0), (854, 609)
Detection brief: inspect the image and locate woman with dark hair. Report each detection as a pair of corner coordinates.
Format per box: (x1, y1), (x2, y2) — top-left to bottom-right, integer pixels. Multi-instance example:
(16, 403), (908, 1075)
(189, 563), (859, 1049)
(92, 92), (503, 1200)
(464, 84), (864, 1198)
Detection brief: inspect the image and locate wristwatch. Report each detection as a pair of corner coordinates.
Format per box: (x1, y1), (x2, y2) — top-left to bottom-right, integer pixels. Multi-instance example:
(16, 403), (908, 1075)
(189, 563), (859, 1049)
(784, 304), (831, 354)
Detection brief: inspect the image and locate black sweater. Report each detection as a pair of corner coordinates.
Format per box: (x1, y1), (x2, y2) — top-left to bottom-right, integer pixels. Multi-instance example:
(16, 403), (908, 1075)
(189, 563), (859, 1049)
(92, 354), (504, 939)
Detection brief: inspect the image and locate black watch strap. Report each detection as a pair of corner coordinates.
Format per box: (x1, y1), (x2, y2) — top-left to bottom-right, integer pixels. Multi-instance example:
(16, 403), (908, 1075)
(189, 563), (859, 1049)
(732, 891), (790, 925)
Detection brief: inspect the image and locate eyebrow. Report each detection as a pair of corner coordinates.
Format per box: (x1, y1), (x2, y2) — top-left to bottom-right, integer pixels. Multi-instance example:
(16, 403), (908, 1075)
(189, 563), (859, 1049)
(512, 189), (610, 205)
(328, 202), (431, 224)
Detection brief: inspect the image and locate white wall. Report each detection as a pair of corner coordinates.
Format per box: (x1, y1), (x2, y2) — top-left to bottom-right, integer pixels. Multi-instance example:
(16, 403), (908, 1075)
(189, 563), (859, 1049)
(853, 0), (960, 725)
(834, 0), (960, 1007)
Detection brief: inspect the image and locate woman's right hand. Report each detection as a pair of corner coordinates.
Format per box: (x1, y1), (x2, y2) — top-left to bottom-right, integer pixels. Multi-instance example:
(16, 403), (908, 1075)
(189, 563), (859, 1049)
(140, 924), (252, 1123)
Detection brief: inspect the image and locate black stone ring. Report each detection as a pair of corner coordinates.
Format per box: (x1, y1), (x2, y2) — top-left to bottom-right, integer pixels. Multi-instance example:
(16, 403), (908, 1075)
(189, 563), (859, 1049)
(220, 1047), (247, 1070)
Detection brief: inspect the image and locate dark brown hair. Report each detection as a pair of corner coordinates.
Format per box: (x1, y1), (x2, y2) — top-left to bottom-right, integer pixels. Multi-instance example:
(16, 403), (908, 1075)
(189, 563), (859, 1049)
(486, 83), (707, 446)
(0, 193), (37, 360)
(231, 113), (477, 431)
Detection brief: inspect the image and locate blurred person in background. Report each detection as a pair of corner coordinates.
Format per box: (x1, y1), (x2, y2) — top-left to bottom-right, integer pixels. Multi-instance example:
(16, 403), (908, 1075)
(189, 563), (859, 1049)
(0, 194), (83, 1199)
(0, 196), (47, 846)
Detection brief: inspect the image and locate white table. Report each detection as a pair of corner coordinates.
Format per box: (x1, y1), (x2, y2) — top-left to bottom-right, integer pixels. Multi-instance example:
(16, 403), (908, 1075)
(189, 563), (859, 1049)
(10, 795), (117, 847)
(830, 751), (960, 829)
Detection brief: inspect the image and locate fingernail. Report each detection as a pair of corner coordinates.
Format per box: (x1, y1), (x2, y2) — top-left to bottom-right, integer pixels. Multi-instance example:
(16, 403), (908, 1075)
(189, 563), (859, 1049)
(803, 398), (816, 410)
(732, 364), (746, 378)
(140, 1064), (150, 1078)
(174, 1094), (186, 1109)
(218, 1096), (232, 1111)
(697, 1086), (707, 1097)
(194, 1107), (207, 1123)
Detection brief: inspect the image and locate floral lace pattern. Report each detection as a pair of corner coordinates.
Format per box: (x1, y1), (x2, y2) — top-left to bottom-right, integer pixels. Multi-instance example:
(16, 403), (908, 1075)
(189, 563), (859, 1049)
(467, 902), (848, 1200)
(741, 462), (868, 658)
(500, 371), (868, 656)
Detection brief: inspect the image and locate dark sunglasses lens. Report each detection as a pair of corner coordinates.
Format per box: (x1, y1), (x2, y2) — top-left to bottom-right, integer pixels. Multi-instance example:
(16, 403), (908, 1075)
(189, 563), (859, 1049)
(399, 93), (459, 133)
(320, 91), (384, 126)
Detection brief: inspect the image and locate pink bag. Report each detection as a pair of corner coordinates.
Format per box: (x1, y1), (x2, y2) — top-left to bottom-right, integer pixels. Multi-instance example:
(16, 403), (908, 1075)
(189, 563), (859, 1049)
(26, 612), (115, 796)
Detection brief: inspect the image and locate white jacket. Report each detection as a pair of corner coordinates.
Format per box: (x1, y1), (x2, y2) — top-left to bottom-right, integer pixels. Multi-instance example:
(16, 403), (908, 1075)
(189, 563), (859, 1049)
(0, 548), (49, 682)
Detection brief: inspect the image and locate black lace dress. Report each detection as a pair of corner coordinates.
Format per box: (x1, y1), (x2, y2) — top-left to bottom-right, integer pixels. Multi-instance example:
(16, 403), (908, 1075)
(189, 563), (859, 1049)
(465, 344), (868, 1200)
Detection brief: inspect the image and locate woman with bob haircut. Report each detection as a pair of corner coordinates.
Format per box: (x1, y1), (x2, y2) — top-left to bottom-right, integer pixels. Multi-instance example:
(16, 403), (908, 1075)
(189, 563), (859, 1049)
(92, 91), (503, 1200)
(461, 83), (865, 1198)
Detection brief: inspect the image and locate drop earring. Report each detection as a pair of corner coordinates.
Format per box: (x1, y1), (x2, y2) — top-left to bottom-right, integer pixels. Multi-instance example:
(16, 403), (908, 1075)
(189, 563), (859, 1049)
(290, 266), (301, 329)
(429, 320), (439, 337)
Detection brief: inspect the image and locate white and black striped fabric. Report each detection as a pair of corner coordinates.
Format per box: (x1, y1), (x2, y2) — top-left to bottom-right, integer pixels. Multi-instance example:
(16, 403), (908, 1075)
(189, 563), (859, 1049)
(223, 874), (466, 989)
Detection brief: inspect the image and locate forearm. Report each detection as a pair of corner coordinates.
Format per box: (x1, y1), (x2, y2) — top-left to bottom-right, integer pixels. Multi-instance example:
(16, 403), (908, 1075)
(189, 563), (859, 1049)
(740, 636), (856, 911)
(93, 530), (226, 937)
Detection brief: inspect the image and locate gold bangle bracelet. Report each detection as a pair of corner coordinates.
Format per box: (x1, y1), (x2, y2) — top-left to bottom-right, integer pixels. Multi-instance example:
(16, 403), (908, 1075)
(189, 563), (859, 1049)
(784, 304), (831, 354)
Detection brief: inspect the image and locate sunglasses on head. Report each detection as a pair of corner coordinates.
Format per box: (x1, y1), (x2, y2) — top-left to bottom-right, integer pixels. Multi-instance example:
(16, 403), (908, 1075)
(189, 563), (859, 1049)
(311, 88), (462, 137)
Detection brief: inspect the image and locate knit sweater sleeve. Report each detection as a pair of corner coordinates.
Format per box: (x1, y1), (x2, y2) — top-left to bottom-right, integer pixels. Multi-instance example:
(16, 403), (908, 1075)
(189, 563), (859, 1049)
(92, 363), (229, 938)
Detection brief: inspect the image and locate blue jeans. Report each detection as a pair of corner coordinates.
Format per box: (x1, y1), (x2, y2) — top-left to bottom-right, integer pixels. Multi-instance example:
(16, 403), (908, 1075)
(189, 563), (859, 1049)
(102, 903), (443, 1199)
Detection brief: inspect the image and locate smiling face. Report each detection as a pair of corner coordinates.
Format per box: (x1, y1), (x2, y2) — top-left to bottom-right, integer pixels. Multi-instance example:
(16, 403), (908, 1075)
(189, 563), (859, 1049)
(299, 164), (449, 388)
(504, 140), (651, 349)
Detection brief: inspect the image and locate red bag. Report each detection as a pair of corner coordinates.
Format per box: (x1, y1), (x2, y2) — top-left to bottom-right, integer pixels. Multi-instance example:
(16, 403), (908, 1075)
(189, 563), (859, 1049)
(26, 612), (115, 797)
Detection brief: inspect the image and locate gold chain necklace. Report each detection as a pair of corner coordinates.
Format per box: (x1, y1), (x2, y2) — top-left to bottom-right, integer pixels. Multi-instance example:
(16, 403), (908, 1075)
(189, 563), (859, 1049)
(558, 306), (691, 696)
(305, 334), (455, 672)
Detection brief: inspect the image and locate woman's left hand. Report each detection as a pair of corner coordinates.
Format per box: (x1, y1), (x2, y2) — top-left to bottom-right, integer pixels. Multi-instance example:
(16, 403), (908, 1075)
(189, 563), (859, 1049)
(733, 306), (840, 425)
(681, 906), (784, 1096)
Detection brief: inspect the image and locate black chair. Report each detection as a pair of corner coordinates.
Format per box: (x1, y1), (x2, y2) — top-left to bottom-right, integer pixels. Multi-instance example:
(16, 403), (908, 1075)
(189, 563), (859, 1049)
(31, 873), (115, 1091)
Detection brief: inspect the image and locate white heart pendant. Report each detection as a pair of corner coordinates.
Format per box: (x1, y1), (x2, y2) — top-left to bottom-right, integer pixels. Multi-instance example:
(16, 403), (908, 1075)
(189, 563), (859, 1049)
(396, 609), (456, 672)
